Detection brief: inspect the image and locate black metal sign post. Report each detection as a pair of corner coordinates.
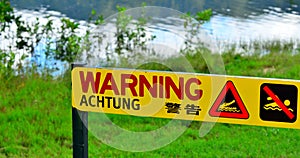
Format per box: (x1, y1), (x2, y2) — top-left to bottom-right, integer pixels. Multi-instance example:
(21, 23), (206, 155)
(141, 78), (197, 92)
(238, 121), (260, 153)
(71, 63), (88, 158)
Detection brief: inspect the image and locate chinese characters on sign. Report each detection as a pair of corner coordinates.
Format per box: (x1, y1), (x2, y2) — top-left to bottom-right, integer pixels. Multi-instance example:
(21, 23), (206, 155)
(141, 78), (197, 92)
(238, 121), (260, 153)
(165, 103), (201, 115)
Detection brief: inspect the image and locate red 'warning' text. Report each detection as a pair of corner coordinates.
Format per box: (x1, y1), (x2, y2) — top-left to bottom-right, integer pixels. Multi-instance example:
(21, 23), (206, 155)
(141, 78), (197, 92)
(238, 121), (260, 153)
(79, 71), (203, 101)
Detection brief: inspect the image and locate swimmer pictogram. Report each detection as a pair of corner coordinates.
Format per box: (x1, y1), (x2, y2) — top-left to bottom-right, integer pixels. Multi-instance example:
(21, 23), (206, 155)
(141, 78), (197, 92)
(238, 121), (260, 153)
(260, 83), (297, 123)
(264, 96), (293, 112)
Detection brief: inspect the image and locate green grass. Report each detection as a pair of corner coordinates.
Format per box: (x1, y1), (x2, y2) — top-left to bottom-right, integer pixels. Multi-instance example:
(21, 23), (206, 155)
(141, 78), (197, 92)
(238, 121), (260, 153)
(1, 44), (300, 157)
(0, 75), (72, 157)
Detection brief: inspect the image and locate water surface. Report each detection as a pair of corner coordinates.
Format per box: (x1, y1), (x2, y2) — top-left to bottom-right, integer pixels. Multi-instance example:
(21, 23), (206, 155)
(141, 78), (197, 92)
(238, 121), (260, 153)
(10, 0), (300, 42)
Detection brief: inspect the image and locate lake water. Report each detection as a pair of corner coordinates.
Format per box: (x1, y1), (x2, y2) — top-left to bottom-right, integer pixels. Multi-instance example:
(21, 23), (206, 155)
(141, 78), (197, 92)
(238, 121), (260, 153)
(10, 0), (300, 42)
(6, 0), (300, 75)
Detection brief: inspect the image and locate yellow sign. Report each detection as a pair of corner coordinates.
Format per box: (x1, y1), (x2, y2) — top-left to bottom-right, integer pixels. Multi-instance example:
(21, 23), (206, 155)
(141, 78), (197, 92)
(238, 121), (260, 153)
(72, 67), (300, 129)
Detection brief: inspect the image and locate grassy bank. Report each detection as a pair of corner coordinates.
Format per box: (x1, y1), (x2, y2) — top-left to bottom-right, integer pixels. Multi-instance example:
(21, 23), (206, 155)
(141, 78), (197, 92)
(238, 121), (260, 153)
(0, 75), (72, 157)
(1, 47), (300, 157)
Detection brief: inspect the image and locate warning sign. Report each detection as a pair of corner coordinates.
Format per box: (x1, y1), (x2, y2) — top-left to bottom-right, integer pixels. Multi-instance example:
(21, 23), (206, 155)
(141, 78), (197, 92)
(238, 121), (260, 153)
(260, 83), (298, 123)
(209, 81), (249, 119)
(72, 67), (300, 129)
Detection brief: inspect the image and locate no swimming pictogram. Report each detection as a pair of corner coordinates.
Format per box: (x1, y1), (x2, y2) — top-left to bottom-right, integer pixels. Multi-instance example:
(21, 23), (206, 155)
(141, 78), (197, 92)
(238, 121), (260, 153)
(209, 81), (249, 119)
(260, 83), (298, 123)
